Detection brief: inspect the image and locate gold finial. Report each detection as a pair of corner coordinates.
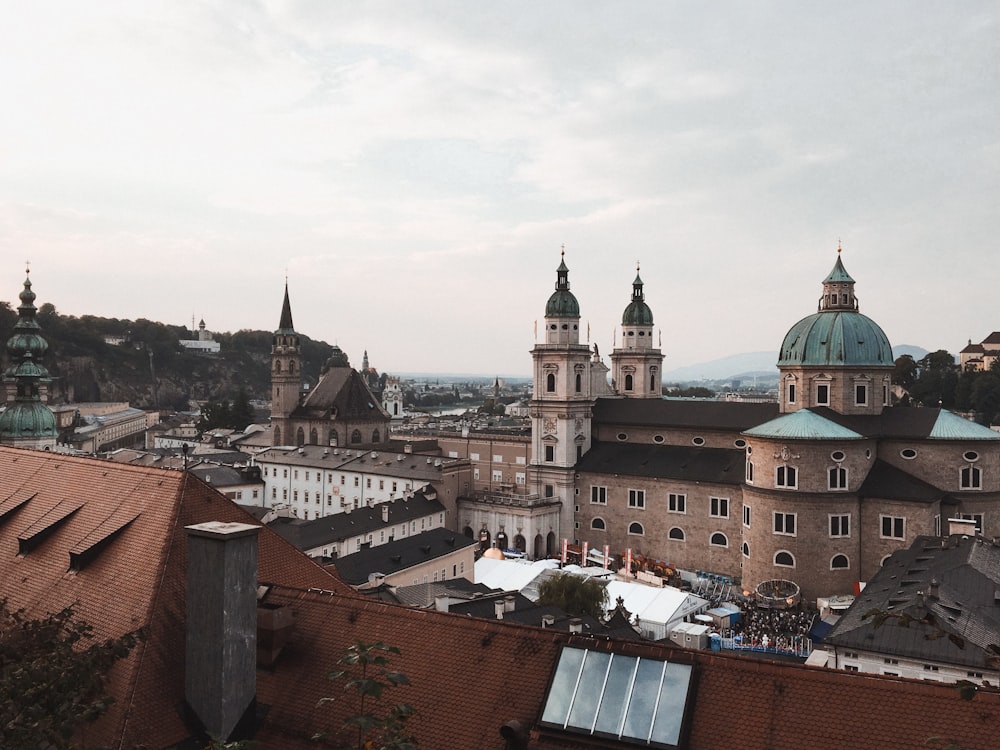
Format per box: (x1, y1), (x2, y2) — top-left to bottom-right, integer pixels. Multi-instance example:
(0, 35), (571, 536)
(560, 243), (565, 259)
(25, 259), (30, 275)
(636, 260), (640, 273)
(837, 239), (842, 254)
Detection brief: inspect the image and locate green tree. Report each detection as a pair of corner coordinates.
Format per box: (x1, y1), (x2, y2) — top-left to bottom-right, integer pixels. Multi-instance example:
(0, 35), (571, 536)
(317, 641), (416, 750)
(229, 387), (255, 430)
(892, 354), (918, 389)
(537, 572), (609, 619)
(0, 601), (142, 749)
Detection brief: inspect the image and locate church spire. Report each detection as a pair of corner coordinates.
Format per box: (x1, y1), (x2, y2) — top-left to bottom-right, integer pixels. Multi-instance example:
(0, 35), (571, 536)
(819, 246), (858, 312)
(278, 281), (295, 333)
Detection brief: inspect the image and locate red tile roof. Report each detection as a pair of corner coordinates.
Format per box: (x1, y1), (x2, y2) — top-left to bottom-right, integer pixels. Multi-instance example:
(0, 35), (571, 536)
(3, 445), (999, 750)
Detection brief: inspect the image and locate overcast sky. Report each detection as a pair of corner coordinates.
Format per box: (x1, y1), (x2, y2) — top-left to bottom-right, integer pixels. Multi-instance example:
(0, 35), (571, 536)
(2, 2), (997, 376)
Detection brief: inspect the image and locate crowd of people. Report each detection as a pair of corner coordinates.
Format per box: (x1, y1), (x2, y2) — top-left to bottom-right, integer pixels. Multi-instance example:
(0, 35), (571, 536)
(723, 600), (815, 656)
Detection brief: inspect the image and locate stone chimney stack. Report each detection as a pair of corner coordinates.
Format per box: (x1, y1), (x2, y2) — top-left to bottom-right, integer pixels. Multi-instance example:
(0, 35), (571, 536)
(185, 521), (261, 742)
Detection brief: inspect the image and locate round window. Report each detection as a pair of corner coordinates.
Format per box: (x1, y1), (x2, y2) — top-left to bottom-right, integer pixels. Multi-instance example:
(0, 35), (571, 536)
(617, 433), (628, 441)
(692, 437), (705, 446)
(831, 450), (846, 462)
(964, 451), (979, 462)
(735, 439), (747, 449)
(900, 449), (917, 460)
(653, 435), (664, 444)
(746, 445), (753, 455)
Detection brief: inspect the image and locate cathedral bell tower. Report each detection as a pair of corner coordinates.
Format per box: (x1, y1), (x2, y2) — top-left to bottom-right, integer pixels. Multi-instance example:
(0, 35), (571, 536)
(529, 250), (594, 544)
(270, 282), (301, 446)
(610, 264), (663, 397)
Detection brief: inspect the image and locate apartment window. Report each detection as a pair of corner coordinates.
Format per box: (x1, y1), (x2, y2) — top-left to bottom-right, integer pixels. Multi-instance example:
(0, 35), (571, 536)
(354, 477), (359, 487)
(293, 490), (298, 502)
(294, 470), (299, 480)
(828, 466), (848, 490)
(283, 469), (288, 478)
(492, 454), (503, 463)
(392, 481), (397, 493)
(590, 486), (607, 504)
(544, 485), (554, 498)
(710, 532), (728, 547)
(816, 383), (829, 405)
(491, 470), (503, 482)
(831, 554), (849, 569)
(774, 551), (795, 567)
(515, 472), (526, 485)
(960, 465), (982, 490)
(473, 468), (480, 480)
(628, 489), (646, 509)
(628, 522), (644, 535)
(470, 452), (480, 461)
(746, 460), (754, 483)
(271, 488), (277, 500)
(845, 665), (859, 672)
(516, 456), (527, 465)
(773, 512), (796, 536)
(668, 493), (686, 513)
(545, 445), (555, 462)
(340, 475), (345, 485)
(668, 527), (685, 541)
(775, 465), (797, 489)
(366, 478), (372, 489)
(829, 514), (850, 538)
(710, 497), (729, 519)
(743, 504), (751, 528)
(855, 384), (868, 406)
(591, 517), (606, 530)
(881, 515), (905, 539)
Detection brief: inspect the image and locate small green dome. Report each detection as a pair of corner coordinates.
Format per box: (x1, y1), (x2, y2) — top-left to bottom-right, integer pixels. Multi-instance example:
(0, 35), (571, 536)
(622, 272), (653, 326)
(0, 402), (57, 438)
(778, 311), (893, 367)
(545, 256), (580, 318)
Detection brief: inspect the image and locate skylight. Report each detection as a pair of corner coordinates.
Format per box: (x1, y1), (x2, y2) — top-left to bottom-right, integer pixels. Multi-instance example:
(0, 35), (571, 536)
(540, 646), (693, 747)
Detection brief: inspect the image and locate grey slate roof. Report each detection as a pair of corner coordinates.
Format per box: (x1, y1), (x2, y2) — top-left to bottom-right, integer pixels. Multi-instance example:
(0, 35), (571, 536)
(809, 406), (1000, 441)
(593, 398), (778, 431)
(827, 535), (1000, 670)
(576, 440), (743, 485)
(330, 526), (478, 586)
(391, 578), (493, 607)
(858, 460), (954, 504)
(266, 493), (446, 552)
(294, 365), (389, 422)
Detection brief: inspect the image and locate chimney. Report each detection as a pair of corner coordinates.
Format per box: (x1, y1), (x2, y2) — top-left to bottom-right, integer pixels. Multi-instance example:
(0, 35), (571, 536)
(504, 595), (516, 612)
(569, 618), (583, 634)
(185, 521), (260, 742)
(929, 578), (940, 599)
(495, 599), (505, 619)
(381, 504), (389, 523)
(947, 517), (977, 537)
(434, 595), (450, 612)
(541, 614), (555, 628)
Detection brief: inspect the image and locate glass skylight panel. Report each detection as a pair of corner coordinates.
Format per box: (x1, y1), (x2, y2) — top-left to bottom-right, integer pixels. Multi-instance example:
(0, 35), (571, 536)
(541, 647), (693, 747)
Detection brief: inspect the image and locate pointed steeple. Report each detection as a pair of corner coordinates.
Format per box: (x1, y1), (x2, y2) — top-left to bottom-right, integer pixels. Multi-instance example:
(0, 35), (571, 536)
(622, 262), (654, 326)
(277, 282), (295, 333)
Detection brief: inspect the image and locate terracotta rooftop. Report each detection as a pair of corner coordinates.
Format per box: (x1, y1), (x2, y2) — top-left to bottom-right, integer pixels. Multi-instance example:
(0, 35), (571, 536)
(3, 445), (1000, 749)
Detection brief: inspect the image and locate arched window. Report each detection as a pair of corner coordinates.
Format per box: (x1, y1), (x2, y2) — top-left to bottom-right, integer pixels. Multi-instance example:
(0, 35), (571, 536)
(296, 427), (305, 446)
(328, 429), (337, 446)
(289, 360), (296, 374)
(746, 461), (754, 483)
(309, 428), (318, 445)
(372, 429), (380, 443)
(828, 466), (847, 490)
(274, 360), (282, 373)
(668, 527), (685, 541)
(628, 522), (644, 536)
(351, 429), (362, 444)
(624, 373), (634, 391)
(775, 465), (797, 488)
(591, 517), (606, 530)
(710, 532), (728, 547)
(774, 551), (795, 568)
(961, 465), (982, 489)
(575, 373), (582, 393)
(742, 542), (750, 558)
(831, 554), (849, 569)
(546, 373), (556, 393)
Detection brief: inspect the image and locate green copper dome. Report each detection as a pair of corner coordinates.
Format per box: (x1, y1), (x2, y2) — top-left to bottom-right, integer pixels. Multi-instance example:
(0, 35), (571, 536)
(6, 273), (49, 362)
(0, 401), (56, 438)
(545, 256), (580, 318)
(622, 272), (653, 326)
(779, 251), (893, 368)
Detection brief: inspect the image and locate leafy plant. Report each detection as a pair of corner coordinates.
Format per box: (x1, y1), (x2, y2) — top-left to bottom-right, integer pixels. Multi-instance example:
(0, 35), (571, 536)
(316, 641), (416, 750)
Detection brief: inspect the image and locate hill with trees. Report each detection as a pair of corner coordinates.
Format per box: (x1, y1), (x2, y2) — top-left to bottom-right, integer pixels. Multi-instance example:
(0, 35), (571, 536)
(0, 301), (338, 411)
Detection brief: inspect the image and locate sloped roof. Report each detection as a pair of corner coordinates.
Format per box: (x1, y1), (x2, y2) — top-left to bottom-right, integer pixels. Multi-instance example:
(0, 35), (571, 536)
(929, 409), (1000, 440)
(576, 440), (742, 484)
(810, 406), (1000, 441)
(593, 397), (778, 431)
(295, 366), (389, 422)
(0, 445), (344, 749)
(743, 409), (865, 440)
(267, 493), (446, 551)
(982, 332), (1000, 345)
(331, 526), (478, 585)
(858, 460), (954, 504)
(827, 535), (1000, 669)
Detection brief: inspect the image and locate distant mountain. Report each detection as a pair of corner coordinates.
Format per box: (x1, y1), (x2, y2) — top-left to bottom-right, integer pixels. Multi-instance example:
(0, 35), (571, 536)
(664, 345), (931, 384)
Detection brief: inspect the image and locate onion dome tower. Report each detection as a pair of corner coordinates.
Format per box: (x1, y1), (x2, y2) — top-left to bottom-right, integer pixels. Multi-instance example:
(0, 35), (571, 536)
(0, 267), (57, 449)
(610, 264), (663, 398)
(777, 248), (893, 415)
(270, 281), (301, 446)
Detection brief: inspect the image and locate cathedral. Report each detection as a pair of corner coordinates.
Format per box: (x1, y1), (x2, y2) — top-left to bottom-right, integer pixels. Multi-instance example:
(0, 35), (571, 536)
(529, 249), (1000, 601)
(270, 283), (390, 448)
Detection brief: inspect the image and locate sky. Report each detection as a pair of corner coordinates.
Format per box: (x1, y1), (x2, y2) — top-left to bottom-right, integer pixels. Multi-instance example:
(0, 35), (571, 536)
(1, 2), (998, 376)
